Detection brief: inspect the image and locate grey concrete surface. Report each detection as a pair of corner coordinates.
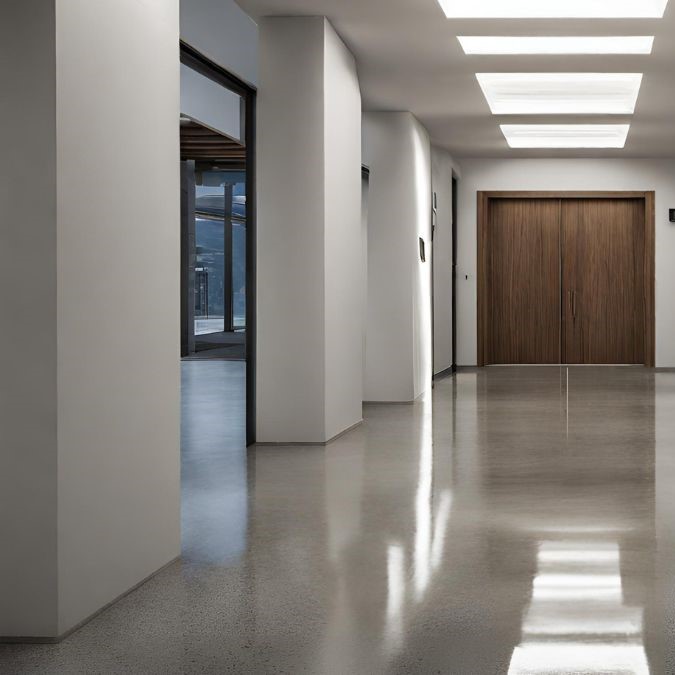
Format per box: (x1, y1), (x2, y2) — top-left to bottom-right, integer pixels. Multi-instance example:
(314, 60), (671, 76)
(1, 366), (672, 674)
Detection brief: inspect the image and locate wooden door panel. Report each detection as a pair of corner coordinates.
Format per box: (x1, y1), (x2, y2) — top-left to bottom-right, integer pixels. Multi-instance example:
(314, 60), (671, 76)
(562, 199), (645, 364)
(488, 199), (561, 364)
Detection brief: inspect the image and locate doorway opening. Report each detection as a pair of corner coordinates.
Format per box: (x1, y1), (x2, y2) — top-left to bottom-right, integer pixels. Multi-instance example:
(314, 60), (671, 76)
(451, 175), (458, 374)
(181, 133), (246, 359)
(178, 43), (256, 564)
(478, 191), (655, 367)
(179, 42), (256, 445)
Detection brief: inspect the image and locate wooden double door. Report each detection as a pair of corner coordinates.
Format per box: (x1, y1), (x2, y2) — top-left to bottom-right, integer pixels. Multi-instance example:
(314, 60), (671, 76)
(478, 193), (655, 366)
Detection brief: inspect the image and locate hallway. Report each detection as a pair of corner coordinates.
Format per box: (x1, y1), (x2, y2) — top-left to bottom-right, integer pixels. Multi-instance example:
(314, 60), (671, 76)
(1, 367), (673, 674)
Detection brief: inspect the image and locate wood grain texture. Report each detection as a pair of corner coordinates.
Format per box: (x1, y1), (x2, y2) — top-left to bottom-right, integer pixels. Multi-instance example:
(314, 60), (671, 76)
(482, 191), (648, 200)
(180, 119), (246, 162)
(477, 192), (489, 367)
(488, 199), (561, 364)
(562, 199), (645, 364)
(477, 191), (655, 367)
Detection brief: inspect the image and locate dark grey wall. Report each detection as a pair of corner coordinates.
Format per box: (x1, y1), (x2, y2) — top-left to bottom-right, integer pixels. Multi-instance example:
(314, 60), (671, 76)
(0, 0), (58, 637)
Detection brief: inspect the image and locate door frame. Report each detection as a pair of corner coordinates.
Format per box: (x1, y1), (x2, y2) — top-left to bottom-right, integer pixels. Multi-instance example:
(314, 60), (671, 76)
(477, 191), (655, 368)
(451, 176), (458, 373)
(180, 41), (258, 445)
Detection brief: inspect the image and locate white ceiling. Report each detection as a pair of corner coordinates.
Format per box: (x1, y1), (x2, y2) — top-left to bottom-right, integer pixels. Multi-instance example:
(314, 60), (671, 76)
(235, 0), (675, 159)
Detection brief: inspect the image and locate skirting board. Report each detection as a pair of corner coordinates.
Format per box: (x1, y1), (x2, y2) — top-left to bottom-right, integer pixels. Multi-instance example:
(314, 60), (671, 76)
(254, 420), (363, 447)
(0, 556), (180, 645)
(433, 366), (455, 381)
(364, 391), (426, 406)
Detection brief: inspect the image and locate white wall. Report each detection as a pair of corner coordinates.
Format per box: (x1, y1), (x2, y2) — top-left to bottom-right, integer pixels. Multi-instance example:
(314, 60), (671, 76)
(257, 17), (363, 443)
(0, 0), (181, 639)
(55, 0), (181, 634)
(412, 124), (433, 399)
(180, 0), (258, 86)
(180, 63), (242, 141)
(457, 158), (675, 367)
(257, 17), (325, 443)
(431, 147), (457, 375)
(323, 23), (364, 440)
(363, 113), (433, 402)
(0, 0), (58, 638)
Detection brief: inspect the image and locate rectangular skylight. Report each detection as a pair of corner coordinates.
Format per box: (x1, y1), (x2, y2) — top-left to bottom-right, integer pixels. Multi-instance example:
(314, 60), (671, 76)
(439, 0), (668, 18)
(458, 36), (655, 56)
(500, 125), (630, 149)
(476, 73), (643, 115)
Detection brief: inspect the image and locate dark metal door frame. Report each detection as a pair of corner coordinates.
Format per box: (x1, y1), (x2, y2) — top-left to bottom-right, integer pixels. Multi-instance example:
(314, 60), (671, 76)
(180, 42), (257, 445)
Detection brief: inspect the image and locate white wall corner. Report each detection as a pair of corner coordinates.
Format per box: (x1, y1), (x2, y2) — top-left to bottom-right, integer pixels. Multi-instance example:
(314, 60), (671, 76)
(362, 112), (433, 402)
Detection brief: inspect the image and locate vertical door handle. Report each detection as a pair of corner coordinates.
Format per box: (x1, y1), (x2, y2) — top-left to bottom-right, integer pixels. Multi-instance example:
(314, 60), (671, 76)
(568, 290), (577, 322)
(572, 290), (577, 321)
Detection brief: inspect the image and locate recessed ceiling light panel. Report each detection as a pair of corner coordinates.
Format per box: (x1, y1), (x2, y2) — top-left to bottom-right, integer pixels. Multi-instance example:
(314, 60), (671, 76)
(476, 73), (643, 115)
(439, 0), (668, 18)
(500, 124), (630, 148)
(458, 36), (654, 55)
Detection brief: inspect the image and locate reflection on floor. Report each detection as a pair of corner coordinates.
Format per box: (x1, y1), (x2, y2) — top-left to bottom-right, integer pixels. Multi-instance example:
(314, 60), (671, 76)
(181, 360), (246, 564)
(2, 366), (675, 674)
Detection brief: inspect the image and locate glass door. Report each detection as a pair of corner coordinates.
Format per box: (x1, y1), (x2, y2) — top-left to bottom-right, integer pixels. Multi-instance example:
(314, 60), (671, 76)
(193, 170), (246, 358)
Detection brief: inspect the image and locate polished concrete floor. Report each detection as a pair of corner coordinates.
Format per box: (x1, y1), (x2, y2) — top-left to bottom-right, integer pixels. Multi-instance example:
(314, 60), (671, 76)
(2, 366), (675, 673)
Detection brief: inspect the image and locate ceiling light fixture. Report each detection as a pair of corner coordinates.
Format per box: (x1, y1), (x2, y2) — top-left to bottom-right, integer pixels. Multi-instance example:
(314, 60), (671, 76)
(477, 73), (643, 115)
(439, 0), (668, 18)
(458, 36), (655, 55)
(500, 124), (630, 149)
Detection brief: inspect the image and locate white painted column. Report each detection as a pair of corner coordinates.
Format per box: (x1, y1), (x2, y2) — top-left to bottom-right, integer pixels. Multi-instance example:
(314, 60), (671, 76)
(362, 113), (433, 402)
(0, 0), (181, 639)
(257, 17), (363, 443)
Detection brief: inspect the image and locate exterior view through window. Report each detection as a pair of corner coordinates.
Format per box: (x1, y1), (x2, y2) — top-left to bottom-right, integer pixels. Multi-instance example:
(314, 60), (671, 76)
(180, 55), (248, 361)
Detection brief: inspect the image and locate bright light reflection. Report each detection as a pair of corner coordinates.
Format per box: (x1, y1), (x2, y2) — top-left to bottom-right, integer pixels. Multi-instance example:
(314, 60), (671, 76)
(384, 543), (405, 654)
(385, 395), (455, 656)
(458, 36), (655, 55)
(533, 526), (628, 534)
(414, 417), (433, 599)
(439, 0), (668, 18)
(537, 542), (620, 565)
(509, 538), (649, 674)
(431, 492), (453, 571)
(387, 545), (405, 620)
(531, 587), (624, 602)
(523, 600), (643, 637)
(508, 643), (650, 675)
(534, 573), (622, 589)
